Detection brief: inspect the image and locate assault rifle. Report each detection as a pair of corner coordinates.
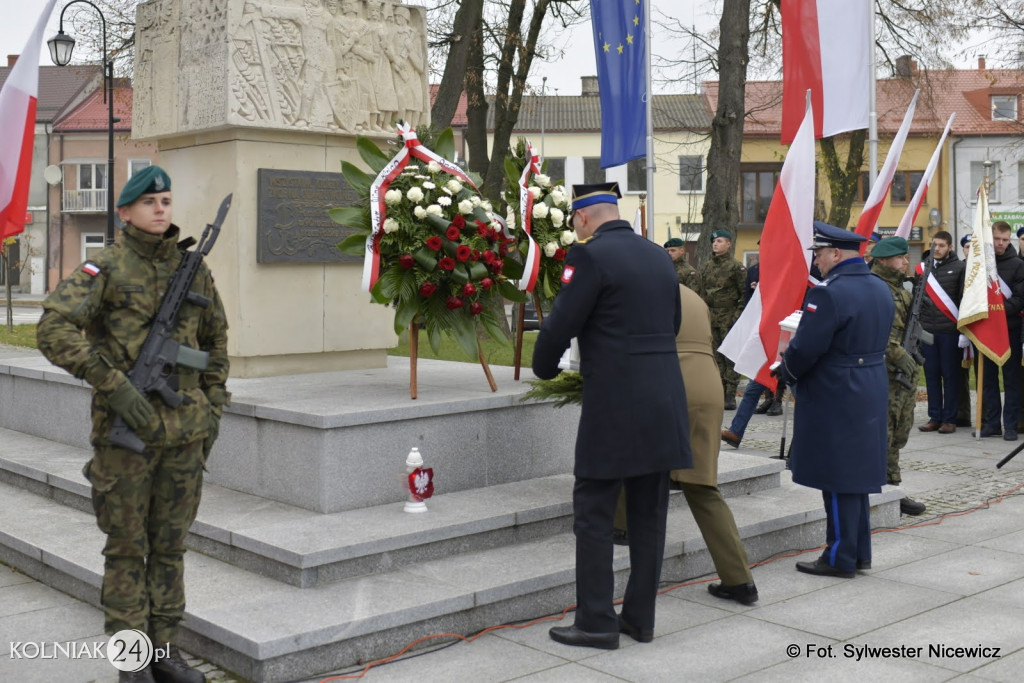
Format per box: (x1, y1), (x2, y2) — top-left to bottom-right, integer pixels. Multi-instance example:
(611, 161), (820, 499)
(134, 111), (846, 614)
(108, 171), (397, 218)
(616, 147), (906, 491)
(108, 194), (232, 453)
(896, 255), (935, 390)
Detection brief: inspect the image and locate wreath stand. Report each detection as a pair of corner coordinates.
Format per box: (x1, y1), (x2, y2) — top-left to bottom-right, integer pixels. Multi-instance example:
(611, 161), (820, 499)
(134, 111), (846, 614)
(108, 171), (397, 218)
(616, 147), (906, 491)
(408, 321), (497, 399)
(513, 292), (545, 381)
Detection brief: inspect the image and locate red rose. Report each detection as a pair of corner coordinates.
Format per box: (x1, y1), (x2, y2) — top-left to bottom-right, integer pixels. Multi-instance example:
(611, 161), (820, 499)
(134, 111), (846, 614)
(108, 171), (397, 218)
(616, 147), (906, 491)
(474, 220), (489, 230)
(419, 282), (438, 298)
(452, 215), (466, 229)
(456, 245), (472, 262)
(482, 250), (496, 264)
(446, 226), (461, 240)
(426, 236), (442, 251)
(477, 225), (490, 238)
(480, 277), (493, 290)
(469, 302), (484, 316)
(438, 256), (456, 271)
(445, 296), (464, 310)
(399, 254), (415, 269)
(554, 248), (566, 261)
(499, 243), (508, 256)
(487, 229), (500, 243)
(491, 259), (504, 273)
(471, 249), (481, 261)
(462, 283), (477, 297)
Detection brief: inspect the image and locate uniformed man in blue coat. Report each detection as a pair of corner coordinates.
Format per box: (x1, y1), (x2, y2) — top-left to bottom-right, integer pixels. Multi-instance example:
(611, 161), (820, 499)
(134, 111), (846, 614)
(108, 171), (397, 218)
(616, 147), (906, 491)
(774, 222), (894, 578)
(533, 182), (692, 649)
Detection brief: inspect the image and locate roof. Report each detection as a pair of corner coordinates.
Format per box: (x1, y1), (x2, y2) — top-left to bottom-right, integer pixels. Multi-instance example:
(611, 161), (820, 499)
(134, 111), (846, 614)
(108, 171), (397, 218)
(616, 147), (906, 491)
(0, 62), (102, 123)
(492, 94), (710, 132)
(428, 84), (468, 126)
(703, 66), (1024, 138)
(53, 85), (134, 133)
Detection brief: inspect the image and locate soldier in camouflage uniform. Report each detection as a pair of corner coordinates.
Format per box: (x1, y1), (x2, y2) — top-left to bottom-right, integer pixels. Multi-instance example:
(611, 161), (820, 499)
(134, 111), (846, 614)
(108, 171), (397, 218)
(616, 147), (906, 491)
(664, 237), (702, 294)
(698, 230), (746, 409)
(870, 237), (926, 517)
(37, 166), (229, 683)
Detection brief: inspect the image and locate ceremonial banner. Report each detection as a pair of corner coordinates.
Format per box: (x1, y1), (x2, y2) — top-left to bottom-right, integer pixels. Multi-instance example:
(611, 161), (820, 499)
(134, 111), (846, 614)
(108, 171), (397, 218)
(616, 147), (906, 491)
(590, 0), (646, 168)
(721, 101), (815, 388)
(0, 0), (58, 241)
(958, 186), (1010, 365)
(895, 113), (955, 239)
(780, 0), (870, 144)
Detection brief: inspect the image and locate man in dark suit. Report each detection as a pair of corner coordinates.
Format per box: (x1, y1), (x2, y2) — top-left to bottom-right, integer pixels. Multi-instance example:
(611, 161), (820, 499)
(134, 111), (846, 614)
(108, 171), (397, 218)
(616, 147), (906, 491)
(533, 182), (692, 650)
(775, 222), (893, 579)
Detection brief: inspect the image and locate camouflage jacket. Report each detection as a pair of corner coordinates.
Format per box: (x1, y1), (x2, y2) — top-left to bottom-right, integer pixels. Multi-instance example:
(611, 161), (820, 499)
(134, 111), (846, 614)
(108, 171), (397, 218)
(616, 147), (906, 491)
(674, 259), (702, 295)
(874, 261), (913, 372)
(37, 224), (230, 448)
(699, 252), (746, 316)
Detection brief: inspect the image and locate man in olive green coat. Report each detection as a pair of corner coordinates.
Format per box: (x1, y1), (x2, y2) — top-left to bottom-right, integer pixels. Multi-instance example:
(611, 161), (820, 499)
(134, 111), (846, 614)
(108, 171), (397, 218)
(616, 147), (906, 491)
(699, 229), (746, 409)
(37, 166), (229, 683)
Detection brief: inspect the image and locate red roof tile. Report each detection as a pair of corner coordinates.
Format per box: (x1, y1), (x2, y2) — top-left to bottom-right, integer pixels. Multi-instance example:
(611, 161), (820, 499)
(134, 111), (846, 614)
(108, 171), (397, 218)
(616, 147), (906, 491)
(428, 84), (468, 126)
(53, 85), (134, 133)
(0, 62), (101, 122)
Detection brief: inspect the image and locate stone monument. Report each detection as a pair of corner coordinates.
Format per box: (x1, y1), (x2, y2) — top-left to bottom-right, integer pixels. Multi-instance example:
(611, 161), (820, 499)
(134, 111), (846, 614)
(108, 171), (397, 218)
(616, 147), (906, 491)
(132, 0), (431, 377)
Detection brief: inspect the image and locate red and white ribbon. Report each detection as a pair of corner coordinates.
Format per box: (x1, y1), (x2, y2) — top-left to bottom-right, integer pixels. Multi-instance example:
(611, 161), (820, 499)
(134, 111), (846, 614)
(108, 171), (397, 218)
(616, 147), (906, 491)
(362, 123), (478, 292)
(517, 142), (542, 292)
(916, 262), (960, 324)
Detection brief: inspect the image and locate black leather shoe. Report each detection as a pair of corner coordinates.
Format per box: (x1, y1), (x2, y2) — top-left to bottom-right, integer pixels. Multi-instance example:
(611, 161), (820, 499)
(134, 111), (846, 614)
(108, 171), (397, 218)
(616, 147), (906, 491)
(754, 391), (774, 414)
(549, 625), (619, 650)
(612, 528), (629, 546)
(618, 615), (654, 643)
(856, 560), (872, 570)
(707, 581), (759, 605)
(796, 558), (855, 578)
(1004, 430), (1018, 441)
(120, 668), (157, 683)
(721, 429), (741, 448)
(151, 647), (205, 683)
(973, 426), (1002, 438)
(900, 497), (926, 516)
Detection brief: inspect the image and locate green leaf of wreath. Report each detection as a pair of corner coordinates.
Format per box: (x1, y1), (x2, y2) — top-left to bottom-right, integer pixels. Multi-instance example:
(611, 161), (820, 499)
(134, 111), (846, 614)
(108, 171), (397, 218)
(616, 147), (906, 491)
(336, 232), (369, 256)
(341, 161), (373, 196)
(328, 206), (372, 231)
(394, 295), (419, 334)
(505, 155), (522, 188)
(496, 279), (528, 303)
(357, 136), (391, 174)
(435, 128), (456, 163)
(450, 314), (479, 360)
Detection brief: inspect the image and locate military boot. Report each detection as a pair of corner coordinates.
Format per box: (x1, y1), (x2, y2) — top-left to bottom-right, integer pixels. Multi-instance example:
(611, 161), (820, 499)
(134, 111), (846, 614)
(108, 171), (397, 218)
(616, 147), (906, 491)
(151, 647), (205, 683)
(754, 390), (774, 414)
(766, 387), (785, 416)
(723, 389), (737, 411)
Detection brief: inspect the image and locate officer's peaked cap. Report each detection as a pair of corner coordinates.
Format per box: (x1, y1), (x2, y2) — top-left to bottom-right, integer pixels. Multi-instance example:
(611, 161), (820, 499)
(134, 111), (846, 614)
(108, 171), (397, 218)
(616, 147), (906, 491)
(664, 238), (684, 248)
(808, 221), (866, 251)
(571, 182), (621, 210)
(871, 236), (909, 258)
(117, 165), (172, 207)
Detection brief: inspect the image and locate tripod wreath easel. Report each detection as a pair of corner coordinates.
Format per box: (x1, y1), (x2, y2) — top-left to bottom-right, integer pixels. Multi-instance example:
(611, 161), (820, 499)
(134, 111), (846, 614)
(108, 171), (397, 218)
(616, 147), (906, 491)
(408, 320), (498, 399)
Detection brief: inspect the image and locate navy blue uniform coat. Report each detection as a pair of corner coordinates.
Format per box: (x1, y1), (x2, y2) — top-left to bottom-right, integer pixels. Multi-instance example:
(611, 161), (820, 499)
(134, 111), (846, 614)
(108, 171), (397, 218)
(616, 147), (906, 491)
(532, 220), (692, 478)
(779, 258), (893, 493)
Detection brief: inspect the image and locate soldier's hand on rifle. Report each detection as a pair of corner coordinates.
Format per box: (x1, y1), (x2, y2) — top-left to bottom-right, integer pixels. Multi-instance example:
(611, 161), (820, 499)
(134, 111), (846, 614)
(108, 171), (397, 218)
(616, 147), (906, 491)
(895, 350), (918, 384)
(107, 374), (158, 433)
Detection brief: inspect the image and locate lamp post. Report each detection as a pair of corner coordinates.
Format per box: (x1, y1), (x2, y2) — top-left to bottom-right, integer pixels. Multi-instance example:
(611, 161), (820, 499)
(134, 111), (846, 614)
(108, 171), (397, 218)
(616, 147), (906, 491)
(48, 0), (117, 246)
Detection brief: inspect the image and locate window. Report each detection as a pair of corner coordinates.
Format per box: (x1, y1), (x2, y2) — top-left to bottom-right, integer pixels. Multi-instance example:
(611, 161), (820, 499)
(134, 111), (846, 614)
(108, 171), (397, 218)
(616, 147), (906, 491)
(890, 171), (925, 204)
(583, 157), (604, 185)
(991, 95), (1018, 121)
(543, 157), (565, 184)
(856, 172), (871, 203)
(626, 158), (647, 192)
(82, 233), (104, 262)
(128, 159), (151, 177)
(678, 156), (703, 193)
(739, 165), (781, 223)
(62, 161), (108, 212)
(970, 161), (1001, 203)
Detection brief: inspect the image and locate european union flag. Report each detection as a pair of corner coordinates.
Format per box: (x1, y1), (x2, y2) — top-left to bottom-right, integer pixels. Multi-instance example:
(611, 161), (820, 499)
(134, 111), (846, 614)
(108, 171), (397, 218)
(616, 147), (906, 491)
(590, 0), (647, 169)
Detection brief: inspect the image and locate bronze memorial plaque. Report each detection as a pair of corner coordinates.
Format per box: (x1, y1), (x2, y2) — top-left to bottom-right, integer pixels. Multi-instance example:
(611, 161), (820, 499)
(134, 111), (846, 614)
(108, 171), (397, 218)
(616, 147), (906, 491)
(257, 169), (362, 263)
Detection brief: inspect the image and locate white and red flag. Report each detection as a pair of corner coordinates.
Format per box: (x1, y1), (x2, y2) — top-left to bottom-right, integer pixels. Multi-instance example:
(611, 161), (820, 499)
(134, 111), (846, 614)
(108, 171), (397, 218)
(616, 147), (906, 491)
(0, 0), (57, 243)
(720, 100), (815, 390)
(958, 185), (1009, 365)
(855, 91), (920, 252)
(780, 0), (870, 144)
(895, 113), (955, 239)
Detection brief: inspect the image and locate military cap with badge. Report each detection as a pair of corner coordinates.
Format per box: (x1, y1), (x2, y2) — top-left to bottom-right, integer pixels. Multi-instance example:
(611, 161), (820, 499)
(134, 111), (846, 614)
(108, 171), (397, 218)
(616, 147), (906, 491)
(871, 236), (909, 259)
(571, 182), (622, 210)
(664, 238), (685, 248)
(117, 165), (172, 207)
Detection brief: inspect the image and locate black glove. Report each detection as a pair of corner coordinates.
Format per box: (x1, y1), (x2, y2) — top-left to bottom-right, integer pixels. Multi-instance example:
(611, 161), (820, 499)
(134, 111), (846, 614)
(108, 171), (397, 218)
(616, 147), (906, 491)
(107, 375), (157, 432)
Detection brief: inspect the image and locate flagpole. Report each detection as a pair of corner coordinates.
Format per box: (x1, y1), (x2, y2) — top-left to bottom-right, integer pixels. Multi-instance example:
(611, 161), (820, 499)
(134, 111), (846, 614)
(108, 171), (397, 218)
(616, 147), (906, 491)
(643, 0), (655, 242)
(867, 0), (878, 189)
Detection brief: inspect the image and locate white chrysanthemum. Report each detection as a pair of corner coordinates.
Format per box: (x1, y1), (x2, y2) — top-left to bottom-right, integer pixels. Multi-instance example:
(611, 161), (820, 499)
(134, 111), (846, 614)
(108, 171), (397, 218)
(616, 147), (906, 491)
(437, 196), (452, 207)
(528, 186), (542, 200)
(532, 203), (550, 219)
(560, 230), (576, 246)
(426, 204), (444, 217)
(441, 186), (453, 195)
(535, 174), (551, 187)
(544, 241), (558, 258)
(382, 217), (400, 234)
(550, 208), (565, 227)
(384, 189), (403, 205)
(414, 174), (430, 180)
(406, 187), (424, 203)
(413, 206), (427, 219)
(427, 161), (443, 173)
(459, 199), (475, 215)
(446, 179), (463, 193)
(422, 181), (436, 191)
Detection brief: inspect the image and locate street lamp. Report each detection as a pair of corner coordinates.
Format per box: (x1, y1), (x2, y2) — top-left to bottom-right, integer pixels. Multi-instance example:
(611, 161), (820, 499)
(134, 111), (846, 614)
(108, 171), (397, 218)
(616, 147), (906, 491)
(48, 1), (118, 246)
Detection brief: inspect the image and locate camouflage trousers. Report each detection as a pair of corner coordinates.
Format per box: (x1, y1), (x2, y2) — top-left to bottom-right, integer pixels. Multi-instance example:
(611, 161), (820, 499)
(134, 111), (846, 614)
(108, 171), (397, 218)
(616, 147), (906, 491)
(82, 440), (204, 646)
(711, 319), (740, 396)
(887, 378), (916, 485)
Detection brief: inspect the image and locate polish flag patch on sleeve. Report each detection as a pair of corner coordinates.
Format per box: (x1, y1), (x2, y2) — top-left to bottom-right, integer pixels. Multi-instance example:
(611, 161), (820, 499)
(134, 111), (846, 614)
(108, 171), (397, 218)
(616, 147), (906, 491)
(806, 302), (818, 312)
(561, 266), (575, 284)
(82, 262), (101, 277)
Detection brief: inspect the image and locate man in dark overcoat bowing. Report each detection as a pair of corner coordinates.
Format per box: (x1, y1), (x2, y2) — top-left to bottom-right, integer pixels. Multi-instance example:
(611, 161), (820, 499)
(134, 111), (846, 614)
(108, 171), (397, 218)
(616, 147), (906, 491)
(774, 222), (894, 579)
(533, 182), (692, 649)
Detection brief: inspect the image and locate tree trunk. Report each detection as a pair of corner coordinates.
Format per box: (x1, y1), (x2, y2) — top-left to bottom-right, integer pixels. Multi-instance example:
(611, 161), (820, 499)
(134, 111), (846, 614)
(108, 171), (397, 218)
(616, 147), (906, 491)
(699, 0), (751, 266)
(464, 14), (490, 177)
(820, 130), (867, 229)
(430, 0), (484, 132)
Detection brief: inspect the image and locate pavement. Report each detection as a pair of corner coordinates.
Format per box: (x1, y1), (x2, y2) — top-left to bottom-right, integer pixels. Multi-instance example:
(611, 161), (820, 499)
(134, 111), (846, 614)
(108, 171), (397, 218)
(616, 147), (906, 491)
(2, 328), (1024, 681)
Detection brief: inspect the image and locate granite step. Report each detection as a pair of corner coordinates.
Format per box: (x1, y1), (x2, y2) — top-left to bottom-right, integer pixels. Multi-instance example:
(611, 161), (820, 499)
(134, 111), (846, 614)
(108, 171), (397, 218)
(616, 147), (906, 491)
(0, 426), (784, 588)
(0, 469), (903, 683)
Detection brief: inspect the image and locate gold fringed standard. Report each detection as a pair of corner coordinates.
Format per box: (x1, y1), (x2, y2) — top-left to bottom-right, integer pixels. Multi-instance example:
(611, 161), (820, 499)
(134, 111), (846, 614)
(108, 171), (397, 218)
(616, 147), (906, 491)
(409, 321), (419, 400)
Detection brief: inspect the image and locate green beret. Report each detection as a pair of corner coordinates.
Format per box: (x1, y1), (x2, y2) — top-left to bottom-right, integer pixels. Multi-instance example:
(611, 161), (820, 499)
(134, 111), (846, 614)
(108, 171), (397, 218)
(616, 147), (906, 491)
(871, 236), (909, 259)
(711, 229), (733, 241)
(664, 238), (684, 248)
(117, 165), (172, 207)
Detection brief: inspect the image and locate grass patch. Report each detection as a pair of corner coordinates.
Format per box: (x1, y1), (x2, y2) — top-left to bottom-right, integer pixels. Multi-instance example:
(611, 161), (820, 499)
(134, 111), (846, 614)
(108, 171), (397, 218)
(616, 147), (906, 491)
(0, 323), (37, 349)
(388, 331), (538, 367)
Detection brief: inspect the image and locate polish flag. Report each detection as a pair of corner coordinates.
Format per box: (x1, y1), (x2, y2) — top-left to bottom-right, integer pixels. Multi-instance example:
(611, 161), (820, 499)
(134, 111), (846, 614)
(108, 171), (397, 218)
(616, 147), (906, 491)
(895, 113), (955, 239)
(855, 91), (919, 253)
(720, 101), (815, 390)
(958, 185), (1009, 365)
(780, 0), (871, 144)
(1, 0), (58, 242)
